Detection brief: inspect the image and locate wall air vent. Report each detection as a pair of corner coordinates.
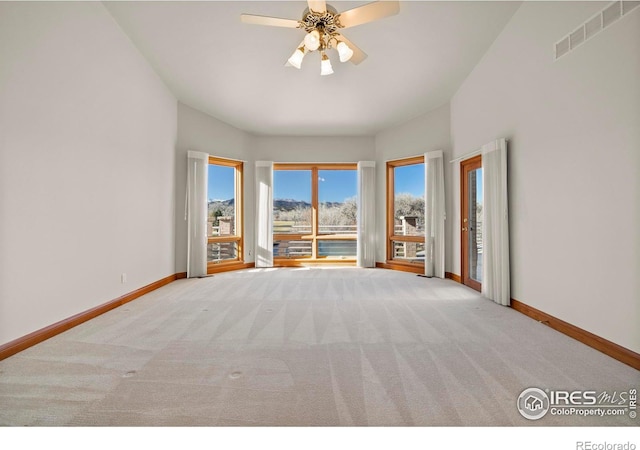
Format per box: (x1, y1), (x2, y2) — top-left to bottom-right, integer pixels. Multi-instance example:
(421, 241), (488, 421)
(622, 1), (640, 14)
(569, 27), (585, 49)
(602, 1), (622, 27)
(555, 37), (570, 59)
(584, 14), (602, 39)
(554, 1), (639, 60)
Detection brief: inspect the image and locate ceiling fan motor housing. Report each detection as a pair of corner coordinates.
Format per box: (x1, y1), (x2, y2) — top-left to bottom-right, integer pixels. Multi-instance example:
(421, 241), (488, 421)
(300, 5), (343, 49)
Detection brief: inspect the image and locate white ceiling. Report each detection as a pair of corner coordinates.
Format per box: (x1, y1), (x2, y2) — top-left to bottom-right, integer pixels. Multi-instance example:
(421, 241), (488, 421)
(104, 1), (521, 136)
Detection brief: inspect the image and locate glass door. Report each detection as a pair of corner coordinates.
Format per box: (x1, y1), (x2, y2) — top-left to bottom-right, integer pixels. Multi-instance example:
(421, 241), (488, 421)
(461, 156), (483, 291)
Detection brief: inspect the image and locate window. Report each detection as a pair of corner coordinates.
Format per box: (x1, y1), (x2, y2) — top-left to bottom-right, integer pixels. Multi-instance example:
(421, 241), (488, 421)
(461, 155), (483, 291)
(386, 156), (425, 267)
(273, 164), (357, 262)
(273, 170), (312, 235)
(207, 156), (243, 271)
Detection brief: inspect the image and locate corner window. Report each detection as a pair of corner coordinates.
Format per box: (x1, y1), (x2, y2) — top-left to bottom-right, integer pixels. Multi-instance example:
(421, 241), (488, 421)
(386, 157), (425, 266)
(207, 156), (243, 270)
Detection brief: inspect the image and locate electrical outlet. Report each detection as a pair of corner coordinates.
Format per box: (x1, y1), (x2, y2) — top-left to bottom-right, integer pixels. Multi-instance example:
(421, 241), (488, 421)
(121, 273), (127, 284)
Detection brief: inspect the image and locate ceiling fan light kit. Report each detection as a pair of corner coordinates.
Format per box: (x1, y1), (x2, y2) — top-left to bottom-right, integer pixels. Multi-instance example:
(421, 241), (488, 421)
(287, 45), (306, 69)
(241, 1), (400, 75)
(303, 29), (321, 51)
(336, 41), (354, 63)
(320, 51), (334, 76)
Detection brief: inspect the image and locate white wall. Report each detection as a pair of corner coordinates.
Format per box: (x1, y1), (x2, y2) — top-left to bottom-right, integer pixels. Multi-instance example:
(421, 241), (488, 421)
(374, 104), (451, 264)
(175, 103), (251, 270)
(450, 2), (640, 352)
(249, 135), (375, 163)
(0, 2), (177, 346)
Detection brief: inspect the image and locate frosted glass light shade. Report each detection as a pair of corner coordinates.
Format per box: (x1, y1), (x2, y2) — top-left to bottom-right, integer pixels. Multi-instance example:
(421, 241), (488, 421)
(304, 30), (321, 51)
(320, 54), (333, 76)
(288, 47), (305, 69)
(337, 41), (354, 63)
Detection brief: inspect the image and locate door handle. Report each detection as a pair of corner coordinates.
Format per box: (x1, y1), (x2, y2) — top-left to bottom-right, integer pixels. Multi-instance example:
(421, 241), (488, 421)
(462, 227), (468, 232)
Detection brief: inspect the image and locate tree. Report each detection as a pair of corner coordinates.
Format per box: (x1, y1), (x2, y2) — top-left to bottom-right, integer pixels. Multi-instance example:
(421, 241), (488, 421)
(338, 197), (357, 225)
(213, 209), (223, 226)
(394, 193), (424, 223)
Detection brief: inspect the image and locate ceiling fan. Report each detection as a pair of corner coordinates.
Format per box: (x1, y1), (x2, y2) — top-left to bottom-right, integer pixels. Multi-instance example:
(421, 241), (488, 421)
(241, 1), (400, 75)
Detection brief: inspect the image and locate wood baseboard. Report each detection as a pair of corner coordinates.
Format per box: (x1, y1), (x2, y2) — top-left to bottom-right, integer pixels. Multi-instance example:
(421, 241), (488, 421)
(511, 299), (640, 371)
(376, 261), (424, 274)
(377, 264), (463, 280)
(274, 260), (355, 267)
(0, 273), (180, 361)
(207, 262), (255, 274)
(419, 271), (639, 370)
(445, 272), (462, 283)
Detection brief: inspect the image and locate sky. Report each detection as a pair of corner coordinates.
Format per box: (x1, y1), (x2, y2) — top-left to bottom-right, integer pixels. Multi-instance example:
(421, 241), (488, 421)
(394, 163), (425, 197)
(318, 170), (357, 203)
(393, 163), (482, 201)
(475, 167), (483, 203)
(273, 169), (357, 203)
(274, 170), (311, 201)
(208, 165), (235, 201)
(209, 164), (449, 203)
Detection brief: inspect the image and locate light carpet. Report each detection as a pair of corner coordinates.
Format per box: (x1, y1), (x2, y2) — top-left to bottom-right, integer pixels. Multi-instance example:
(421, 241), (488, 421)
(0, 267), (637, 426)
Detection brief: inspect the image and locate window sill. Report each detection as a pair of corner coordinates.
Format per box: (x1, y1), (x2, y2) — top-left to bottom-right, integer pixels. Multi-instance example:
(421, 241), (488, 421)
(377, 261), (424, 274)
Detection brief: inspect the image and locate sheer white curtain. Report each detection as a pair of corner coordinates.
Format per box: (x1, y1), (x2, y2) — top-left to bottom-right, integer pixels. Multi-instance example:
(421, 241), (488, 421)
(186, 151), (209, 278)
(357, 161), (376, 268)
(424, 151), (446, 278)
(255, 161), (274, 268)
(481, 138), (510, 305)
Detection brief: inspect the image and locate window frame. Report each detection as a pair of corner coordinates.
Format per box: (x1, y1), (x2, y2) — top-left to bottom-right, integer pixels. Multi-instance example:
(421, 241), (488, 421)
(386, 156), (425, 270)
(460, 154), (482, 292)
(207, 156), (244, 273)
(273, 163), (357, 264)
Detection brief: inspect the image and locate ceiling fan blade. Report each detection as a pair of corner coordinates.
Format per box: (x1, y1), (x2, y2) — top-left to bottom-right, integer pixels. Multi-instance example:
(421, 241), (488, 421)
(336, 34), (367, 65)
(307, 0), (327, 14)
(240, 14), (300, 28)
(338, 1), (400, 29)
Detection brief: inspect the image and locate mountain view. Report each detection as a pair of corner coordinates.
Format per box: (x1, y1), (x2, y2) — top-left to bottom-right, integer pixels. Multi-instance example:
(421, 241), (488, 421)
(208, 198), (358, 227)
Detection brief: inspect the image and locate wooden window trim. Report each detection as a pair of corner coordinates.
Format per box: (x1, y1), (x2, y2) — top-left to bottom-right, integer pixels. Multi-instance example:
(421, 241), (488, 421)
(386, 155), (425, 167)
(273, 163), (356, 171)
(207, 156), (244, 271)
(273, 163), (357, 263)
(386, 156), (425, 265)
(388, 234), (424, 243)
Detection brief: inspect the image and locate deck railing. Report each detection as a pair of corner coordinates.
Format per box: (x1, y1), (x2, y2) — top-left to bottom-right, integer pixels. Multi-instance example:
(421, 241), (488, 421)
(273, 222), (357, 235)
